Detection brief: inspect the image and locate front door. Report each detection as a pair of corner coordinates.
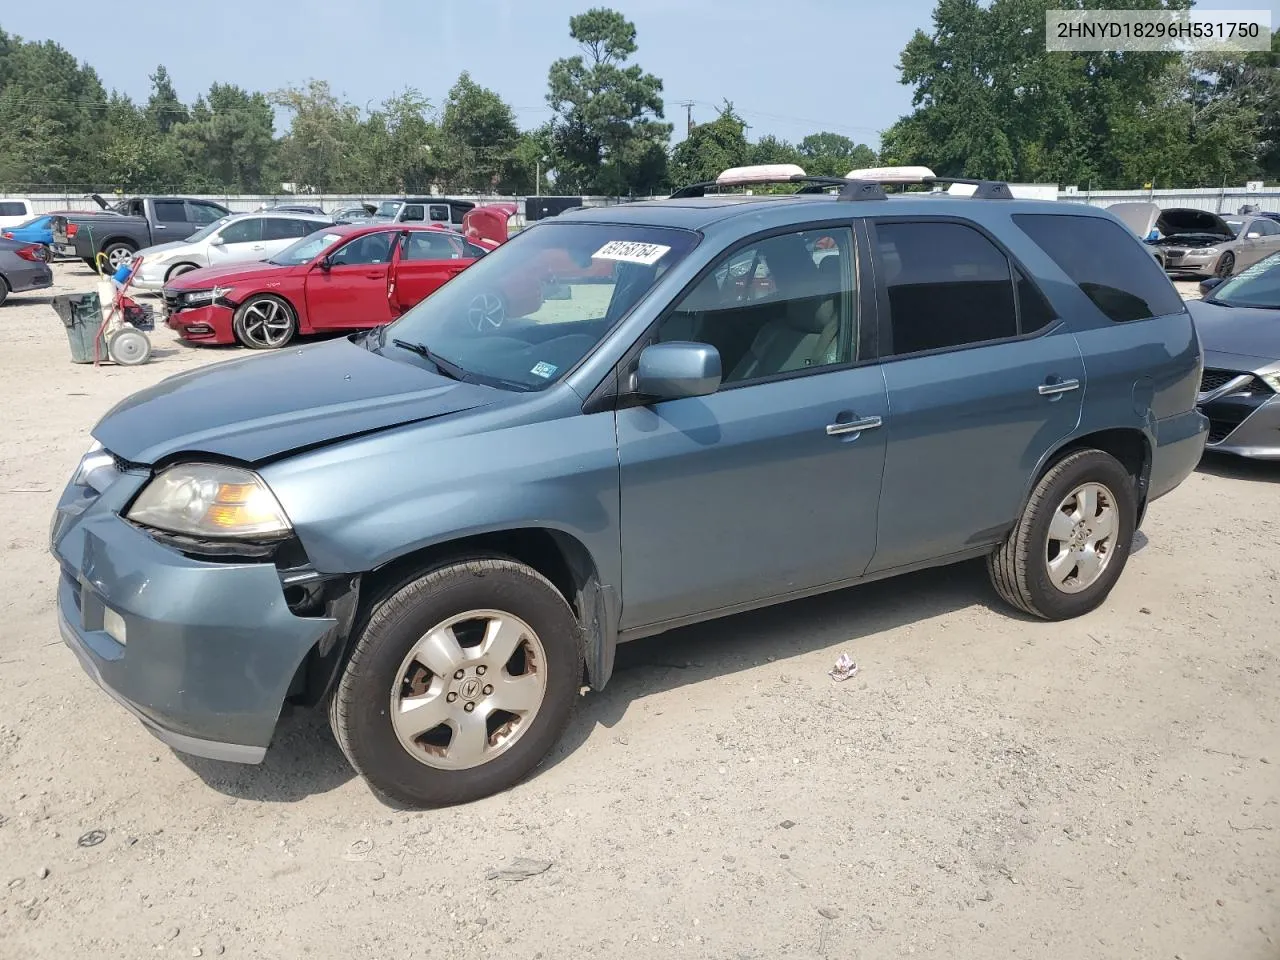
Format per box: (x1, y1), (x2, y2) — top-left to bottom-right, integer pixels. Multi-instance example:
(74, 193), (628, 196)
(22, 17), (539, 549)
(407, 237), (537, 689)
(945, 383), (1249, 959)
(1238, 217), (1280, 268)
(616, 224), (888, 630)
(209, 217), (265, 267)
(865, 218), (1084, 573)
(304, 230), (396, 330)
(390, 230), (473, 315)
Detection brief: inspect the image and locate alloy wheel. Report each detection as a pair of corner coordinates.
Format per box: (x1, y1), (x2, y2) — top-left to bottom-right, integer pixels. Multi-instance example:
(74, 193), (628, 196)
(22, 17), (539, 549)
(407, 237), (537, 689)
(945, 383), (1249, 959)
(389, 610), (547, 770)
(1045, 481), (1118, 594)
(240, 298), (293, 348)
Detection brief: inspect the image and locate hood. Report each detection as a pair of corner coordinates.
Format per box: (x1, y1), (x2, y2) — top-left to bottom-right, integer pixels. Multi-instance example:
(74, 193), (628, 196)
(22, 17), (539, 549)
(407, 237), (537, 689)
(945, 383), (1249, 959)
(1157, 207), (1235, 239)
(166, 259), (292, 290)
(93, 337), (498, 464)
(136, 240), (190, 260)
(1108, 202), (1161, 238)
(1188, 299), (1280, 366)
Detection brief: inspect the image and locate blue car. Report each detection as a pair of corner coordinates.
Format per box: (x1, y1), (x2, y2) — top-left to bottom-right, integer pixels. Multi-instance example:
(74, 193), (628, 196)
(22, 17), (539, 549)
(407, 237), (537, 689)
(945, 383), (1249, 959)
(51, 164), (1208, 806)
(2, 214), (68, 255)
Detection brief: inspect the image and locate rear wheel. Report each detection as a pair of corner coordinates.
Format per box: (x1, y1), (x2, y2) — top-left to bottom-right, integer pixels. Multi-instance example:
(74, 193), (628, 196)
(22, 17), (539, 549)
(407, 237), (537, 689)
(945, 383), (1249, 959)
(0, 275), (9, 306)
(1215, 252), (1235, 278)
(988, 449), (1136, 620)
(330, 558), (582, 807)
(102, 242), (136, 271)
(232, 294), (296, 349)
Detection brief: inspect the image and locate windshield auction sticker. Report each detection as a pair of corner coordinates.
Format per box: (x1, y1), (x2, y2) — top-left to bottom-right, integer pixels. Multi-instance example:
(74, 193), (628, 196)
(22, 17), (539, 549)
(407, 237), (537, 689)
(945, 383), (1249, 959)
(592, 241), (671, 265)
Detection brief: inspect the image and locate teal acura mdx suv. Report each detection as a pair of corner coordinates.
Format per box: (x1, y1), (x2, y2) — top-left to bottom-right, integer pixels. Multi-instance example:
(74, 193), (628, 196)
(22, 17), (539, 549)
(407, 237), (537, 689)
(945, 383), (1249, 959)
(51, 165), (1207, 806)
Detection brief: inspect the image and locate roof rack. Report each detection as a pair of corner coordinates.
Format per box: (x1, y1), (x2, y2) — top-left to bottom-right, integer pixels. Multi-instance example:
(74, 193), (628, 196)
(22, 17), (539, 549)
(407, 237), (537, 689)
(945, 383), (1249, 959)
(667, 163), (1011, 203)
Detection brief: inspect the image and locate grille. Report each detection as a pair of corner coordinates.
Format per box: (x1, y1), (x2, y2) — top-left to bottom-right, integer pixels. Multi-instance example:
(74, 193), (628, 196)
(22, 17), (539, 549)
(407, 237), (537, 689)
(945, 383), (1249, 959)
(1206, 420), (1236, 445)
(111, 453), (147, 474)
(1200, 368), (1239, 393)
(161, 290), (181, 313)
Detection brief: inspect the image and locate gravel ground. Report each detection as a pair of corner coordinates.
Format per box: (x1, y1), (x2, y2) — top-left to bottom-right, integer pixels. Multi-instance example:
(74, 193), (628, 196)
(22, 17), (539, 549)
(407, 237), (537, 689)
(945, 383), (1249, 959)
(0, 264), (1276, 960)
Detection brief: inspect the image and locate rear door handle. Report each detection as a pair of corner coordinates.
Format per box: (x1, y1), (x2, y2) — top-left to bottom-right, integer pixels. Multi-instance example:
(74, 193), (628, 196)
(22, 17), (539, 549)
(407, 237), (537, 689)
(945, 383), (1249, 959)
(826, 416), (882, 436)
(1038, 378), (1080, 396)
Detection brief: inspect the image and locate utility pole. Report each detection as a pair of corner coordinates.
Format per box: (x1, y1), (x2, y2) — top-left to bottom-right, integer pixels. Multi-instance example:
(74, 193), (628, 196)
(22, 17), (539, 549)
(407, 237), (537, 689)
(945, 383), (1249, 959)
(677, 100), (694, 137)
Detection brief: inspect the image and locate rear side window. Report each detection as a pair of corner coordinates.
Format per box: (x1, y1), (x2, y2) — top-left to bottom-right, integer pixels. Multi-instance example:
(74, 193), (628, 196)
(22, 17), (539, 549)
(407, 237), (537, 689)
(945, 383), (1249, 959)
(153, 199), (187, 222)
(1013, 214), (1185, 322)
(262, 218), (316, 241)
(0, 201), (28, 216)
(874, 221), (1022, 356)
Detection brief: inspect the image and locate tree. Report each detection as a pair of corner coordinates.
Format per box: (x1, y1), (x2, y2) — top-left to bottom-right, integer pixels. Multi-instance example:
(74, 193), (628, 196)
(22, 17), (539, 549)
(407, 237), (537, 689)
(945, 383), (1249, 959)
(438, 73), (519, 192)
(798, 133), (877, 177)
(145, 65), (187, 135)
(173, 84), (277, 192)
(545, 8), (671, 194)
(270, 81), (365, 192)
(669, 101), (750, 187)
(360, 90), (438, 193)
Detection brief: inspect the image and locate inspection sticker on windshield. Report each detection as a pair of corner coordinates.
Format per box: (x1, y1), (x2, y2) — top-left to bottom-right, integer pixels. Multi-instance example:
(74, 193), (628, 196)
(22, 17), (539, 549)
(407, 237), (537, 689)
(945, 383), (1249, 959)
(530, 361), (558, 379)
(592, 240), (671, 265)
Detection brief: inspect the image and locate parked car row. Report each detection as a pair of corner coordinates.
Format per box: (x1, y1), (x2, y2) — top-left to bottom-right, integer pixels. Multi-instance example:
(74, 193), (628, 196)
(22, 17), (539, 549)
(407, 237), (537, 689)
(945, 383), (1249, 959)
(1109, 201), (1280, 280)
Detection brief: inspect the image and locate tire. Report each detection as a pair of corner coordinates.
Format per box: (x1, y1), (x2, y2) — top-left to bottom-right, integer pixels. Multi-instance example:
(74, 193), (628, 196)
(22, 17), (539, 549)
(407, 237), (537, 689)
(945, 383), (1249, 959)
(988, 449), (1136, 620)
(102, 242), (136, 271)
(0, 276), (9, 307)
(232, 294), (297, 349)
(165, 262), (199, 282)
(1215, 252), (1235, 279)
(330, 558), (583, 807)
(107, 328), (151, 366)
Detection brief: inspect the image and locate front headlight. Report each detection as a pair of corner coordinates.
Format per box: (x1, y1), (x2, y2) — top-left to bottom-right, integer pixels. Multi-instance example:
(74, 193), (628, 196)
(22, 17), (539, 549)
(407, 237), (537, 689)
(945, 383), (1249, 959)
(1199, 248), (1219, 256)
(126, 463), (292, 539)
(1260, 372), (1280, 393)
(182, 285), (233, 305)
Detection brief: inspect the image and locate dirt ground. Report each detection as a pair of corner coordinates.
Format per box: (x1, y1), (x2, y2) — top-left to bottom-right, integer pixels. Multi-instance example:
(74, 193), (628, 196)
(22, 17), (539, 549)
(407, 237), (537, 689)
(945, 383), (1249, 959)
(0, 263), (1276, 960)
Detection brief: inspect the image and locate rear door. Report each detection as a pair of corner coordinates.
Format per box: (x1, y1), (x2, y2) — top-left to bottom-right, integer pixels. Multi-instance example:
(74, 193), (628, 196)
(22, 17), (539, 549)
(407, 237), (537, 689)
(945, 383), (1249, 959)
(149, 199), (190, 241)
(866, 217), (1084, 574)
(304, 229), (396, 330)
(390, 230), (474, 314)
(260, 217), (322, 259)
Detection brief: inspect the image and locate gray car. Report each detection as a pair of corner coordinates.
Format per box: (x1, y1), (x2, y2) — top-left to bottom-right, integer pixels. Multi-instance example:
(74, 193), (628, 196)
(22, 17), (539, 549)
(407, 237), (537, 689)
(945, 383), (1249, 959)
(0, 237), (53, 305)
(1191, 254), (1280, 458)
(50, 165), (1208, 807)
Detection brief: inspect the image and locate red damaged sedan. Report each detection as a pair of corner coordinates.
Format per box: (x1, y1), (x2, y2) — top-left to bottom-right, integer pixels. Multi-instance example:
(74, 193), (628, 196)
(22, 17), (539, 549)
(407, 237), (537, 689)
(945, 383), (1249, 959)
(163, 222), (501, 349)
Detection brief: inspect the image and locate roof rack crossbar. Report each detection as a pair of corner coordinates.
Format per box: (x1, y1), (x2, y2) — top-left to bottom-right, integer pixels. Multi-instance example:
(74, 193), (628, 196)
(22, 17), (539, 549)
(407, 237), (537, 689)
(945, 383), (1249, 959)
(668, 172), (1009, 202)
(669, 174), (853, 200)
(925, 177), (1014, 200)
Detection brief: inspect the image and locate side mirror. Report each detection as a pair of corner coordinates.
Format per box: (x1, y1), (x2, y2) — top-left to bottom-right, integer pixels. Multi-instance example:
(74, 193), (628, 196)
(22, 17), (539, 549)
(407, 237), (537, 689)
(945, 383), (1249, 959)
(318, 256), (332, 272)
(1247, 232), (1262, 239)
(1199, 276), (1225, 296)
(209, 235), (225, 246)
(635, 342), (722, 401)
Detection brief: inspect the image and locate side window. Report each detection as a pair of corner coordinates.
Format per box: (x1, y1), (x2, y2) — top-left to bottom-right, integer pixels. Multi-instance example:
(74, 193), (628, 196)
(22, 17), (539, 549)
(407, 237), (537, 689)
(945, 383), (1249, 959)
(875, 221), (1018, 356)
(401, 204), (425, 223)
(219, 218), (263, 244)
(262, 218), (310, 241)
(451, 206), (467, 226)
(1015, 266), (1056, 334)
(153, 199), (187, 223)
(402, 232), (462, 261)
(429, 205), (451, 223)
(1252, 219), (1278, 237)
(187, 202), (225, 225)
(0, 201), (27, 217)
(330, 231), (393, 266)
(1013, 214), (1185, 323)
(655, 227), (857, 384)
(462, 240), (489, 259)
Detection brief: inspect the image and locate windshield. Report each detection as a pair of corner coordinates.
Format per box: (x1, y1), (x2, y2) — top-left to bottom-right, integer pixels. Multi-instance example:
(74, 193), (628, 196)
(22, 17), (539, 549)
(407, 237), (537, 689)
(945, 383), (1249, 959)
(187, 217), (234, 244)
(1224, 218), (1246, 237)
(376, 201), (402, 218)
(381, 222), (699, 391)
(270, 229), (345, 266)
(1206, 252), (1280, 308)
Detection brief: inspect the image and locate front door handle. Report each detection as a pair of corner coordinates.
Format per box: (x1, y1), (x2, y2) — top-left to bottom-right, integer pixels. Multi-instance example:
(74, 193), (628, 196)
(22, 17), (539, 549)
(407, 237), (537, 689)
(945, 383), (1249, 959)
(826, 416), (882, 436)
(1038, 378), (1080, 396)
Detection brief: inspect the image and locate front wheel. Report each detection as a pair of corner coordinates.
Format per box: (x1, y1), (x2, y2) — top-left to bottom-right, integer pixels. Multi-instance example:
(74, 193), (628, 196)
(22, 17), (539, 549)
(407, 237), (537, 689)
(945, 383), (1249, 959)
(166, 262), (199, 282)
(330, 558), (583, 807)
(1215, 252), (1235, 279)
(988, 449), (1136, 620)
(232, 294), (297, 349)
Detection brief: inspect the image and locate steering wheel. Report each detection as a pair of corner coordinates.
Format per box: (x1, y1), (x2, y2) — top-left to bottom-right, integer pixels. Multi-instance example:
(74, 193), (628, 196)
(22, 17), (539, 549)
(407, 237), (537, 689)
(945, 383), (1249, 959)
(467, 292), (506, 332)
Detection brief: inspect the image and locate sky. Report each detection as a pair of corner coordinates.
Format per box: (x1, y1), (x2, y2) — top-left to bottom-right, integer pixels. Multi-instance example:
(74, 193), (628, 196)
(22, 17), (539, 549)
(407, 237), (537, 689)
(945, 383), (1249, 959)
(4, 0), (1278, 151)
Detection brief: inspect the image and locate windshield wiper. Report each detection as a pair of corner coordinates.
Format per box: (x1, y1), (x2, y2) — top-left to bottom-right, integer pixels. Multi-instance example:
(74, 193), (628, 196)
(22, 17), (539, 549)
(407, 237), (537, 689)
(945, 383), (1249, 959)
(392, 338), (466, 381)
